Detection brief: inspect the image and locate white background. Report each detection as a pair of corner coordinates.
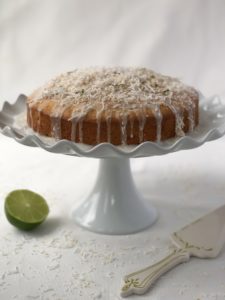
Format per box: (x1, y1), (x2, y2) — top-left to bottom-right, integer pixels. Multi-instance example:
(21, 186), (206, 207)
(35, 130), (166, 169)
(1, 0), (225, 100)
(0, 1), (225, 299)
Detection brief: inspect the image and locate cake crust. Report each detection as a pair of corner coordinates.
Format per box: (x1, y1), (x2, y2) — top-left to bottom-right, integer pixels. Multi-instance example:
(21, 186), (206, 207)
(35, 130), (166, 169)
(27, 67), (199, 145)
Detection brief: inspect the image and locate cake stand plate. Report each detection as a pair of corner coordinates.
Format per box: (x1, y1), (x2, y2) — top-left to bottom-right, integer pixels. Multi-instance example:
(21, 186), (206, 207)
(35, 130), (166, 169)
(0, 93), (225, 234)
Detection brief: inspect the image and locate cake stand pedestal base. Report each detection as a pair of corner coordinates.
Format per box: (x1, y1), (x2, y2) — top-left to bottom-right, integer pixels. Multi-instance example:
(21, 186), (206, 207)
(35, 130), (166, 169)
(71, 158), (158, 235)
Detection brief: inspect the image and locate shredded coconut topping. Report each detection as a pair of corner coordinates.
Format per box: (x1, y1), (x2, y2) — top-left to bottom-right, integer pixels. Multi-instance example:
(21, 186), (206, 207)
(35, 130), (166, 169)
(28, 67), (198, 144)
(32, 67), (195, 107)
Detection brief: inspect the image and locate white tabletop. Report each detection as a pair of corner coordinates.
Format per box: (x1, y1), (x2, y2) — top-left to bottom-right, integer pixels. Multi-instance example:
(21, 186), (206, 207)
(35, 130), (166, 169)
(0, 133), (225, 300)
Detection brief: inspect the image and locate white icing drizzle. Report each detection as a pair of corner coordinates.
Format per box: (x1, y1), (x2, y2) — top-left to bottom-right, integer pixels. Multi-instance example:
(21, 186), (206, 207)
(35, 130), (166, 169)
(167, 103), (184, 137)
(120, 112), (128, 145)
(78, 117), (84, 143)
(187, 99), (195, 132)
(138, 109), (146, 143)
(96, 110), (102, 144)
(51, 117), (61, 140)
(130, 116), (134, 139)
(28, 67), (198, 143)
(106, 111), (112, 143)
(154, 105), (162, 142)
(50, 102), (63, 139)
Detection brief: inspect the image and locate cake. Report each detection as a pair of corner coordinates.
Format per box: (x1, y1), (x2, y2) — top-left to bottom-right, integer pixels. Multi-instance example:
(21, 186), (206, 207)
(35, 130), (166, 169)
(27, 67), (199, 145)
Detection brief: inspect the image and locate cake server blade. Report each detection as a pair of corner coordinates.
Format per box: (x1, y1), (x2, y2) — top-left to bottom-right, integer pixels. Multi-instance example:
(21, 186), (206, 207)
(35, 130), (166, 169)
(121, 204), (225, 297)
(171, 204), (225, 258)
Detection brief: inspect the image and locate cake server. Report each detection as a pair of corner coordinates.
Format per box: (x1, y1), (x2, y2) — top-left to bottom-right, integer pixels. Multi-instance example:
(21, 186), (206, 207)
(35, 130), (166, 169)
(121, 204), (225, 297)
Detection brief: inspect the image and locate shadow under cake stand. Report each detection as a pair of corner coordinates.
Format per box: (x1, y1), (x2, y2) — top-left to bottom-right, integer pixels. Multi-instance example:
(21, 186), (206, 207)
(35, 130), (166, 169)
(0, 94), (225, 234)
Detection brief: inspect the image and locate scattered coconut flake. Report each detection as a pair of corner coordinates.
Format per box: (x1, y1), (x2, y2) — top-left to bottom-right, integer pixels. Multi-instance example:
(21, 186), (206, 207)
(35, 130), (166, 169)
(8, 267), (20, 275)
(47, 263), (60, 271)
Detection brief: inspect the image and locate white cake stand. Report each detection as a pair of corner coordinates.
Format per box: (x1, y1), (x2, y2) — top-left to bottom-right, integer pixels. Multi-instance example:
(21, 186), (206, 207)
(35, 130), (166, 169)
(1, 93), (225, 234)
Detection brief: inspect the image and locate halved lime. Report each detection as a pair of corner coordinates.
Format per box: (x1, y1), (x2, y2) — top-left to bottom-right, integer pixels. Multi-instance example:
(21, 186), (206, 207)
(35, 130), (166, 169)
(5, 189), (49, 231)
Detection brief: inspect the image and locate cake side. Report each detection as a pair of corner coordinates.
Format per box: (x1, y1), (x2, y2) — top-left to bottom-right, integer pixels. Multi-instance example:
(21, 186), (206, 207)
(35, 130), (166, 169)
(27, 67), (199, 145)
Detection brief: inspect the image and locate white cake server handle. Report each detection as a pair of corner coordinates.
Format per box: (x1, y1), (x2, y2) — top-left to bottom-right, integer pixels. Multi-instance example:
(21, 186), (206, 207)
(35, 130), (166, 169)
(120, 248), (190, 297)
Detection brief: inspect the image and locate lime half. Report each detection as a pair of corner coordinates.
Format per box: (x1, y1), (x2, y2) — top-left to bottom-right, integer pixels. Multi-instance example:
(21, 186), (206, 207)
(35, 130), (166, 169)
(5, 189), (49, 231)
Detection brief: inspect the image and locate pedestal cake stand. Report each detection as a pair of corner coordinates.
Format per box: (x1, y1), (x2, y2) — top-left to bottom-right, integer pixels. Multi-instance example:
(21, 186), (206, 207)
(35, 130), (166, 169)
(0, 94), (225, 235)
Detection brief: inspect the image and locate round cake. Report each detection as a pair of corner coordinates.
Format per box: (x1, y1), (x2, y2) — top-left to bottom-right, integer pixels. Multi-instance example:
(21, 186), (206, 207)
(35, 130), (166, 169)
(27, 67), (199, 145)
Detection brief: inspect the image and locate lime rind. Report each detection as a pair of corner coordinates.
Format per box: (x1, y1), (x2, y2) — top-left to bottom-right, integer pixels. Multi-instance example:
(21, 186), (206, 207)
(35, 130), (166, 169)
(5, 210), (44, 231)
